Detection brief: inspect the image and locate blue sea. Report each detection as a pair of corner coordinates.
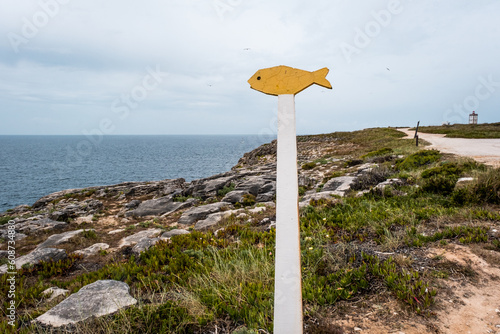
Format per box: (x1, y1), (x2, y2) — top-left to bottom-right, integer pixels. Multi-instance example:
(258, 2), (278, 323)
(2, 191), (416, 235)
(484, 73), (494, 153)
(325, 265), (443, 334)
(0, 135), (275, 212)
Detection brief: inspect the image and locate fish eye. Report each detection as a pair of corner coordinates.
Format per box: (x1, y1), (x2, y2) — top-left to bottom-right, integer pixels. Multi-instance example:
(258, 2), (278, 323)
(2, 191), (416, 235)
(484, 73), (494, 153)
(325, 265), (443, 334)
(257, 76), (261, 80)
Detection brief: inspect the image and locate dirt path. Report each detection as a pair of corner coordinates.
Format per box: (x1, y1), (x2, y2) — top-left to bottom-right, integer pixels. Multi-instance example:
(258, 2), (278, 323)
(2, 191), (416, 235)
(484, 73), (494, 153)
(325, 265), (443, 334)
(397, 128), (500, 168)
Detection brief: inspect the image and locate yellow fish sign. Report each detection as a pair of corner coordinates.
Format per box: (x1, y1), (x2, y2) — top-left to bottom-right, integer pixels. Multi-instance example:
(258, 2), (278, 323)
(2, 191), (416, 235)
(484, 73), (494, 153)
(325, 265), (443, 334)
(248, 65), (332, 96)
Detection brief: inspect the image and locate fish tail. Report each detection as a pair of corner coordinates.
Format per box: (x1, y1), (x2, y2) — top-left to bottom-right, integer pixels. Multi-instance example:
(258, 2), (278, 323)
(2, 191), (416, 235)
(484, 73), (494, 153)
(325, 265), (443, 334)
(313, 68), (332, 89)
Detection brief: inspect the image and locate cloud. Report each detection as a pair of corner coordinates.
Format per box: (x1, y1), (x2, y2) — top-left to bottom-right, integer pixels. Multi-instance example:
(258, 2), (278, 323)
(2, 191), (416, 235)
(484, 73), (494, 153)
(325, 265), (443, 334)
(0, 0), (499, 135)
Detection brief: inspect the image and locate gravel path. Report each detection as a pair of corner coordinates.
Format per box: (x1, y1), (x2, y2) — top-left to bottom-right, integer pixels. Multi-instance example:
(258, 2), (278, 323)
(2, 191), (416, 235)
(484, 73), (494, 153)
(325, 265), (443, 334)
(398, 128), (500, 168)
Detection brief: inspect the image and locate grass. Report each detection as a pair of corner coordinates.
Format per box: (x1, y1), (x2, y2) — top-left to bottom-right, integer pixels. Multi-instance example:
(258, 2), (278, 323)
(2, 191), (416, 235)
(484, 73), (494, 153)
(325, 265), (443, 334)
(415, 122), (500, 138)
(0, 216), (14, 225)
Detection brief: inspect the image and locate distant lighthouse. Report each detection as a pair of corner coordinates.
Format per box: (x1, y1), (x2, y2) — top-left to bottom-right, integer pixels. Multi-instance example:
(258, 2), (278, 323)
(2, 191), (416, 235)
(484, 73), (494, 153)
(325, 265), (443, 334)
(469, 111), (478, 125)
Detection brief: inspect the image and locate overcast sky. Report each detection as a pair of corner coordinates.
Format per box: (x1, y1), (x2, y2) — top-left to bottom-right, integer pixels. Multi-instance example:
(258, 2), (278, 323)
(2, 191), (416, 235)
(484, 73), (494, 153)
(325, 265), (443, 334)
(0, 0), (499, 135)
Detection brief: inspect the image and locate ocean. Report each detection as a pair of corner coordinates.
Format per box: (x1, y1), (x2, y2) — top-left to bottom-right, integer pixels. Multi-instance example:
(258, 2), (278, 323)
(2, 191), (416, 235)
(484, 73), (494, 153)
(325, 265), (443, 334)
(0, 135), (275, 213)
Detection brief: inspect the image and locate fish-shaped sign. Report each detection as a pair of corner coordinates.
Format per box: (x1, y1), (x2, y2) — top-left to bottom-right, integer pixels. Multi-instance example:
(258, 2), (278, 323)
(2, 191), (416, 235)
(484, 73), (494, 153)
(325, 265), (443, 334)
(248, 65), (332, 96)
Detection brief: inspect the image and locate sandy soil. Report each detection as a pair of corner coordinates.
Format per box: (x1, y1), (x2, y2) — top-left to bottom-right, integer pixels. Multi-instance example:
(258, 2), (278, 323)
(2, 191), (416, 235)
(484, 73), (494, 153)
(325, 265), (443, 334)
(397, 128), (500, 168)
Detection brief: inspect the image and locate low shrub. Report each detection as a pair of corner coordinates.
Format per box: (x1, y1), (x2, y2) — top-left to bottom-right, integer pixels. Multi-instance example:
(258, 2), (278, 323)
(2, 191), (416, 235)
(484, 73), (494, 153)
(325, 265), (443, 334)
(361, 147), (393, 159)
(218, 183), (235, 197)
(397, 150), (441, 170)
(0, 216), (14, 225)
(302, 162), (317, 170)
(452, 168), (500, 204)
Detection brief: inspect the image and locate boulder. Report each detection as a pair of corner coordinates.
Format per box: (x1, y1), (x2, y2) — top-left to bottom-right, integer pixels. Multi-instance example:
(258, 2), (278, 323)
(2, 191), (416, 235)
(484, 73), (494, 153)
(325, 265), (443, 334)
(299, 191), (343, 208)
(131, 238), (161, 256)
(222, 190), (249, 204)
(0, 248), (67, 274)
(194, 209), (243, 231)
(374, 178), (403, 190)
(234, 177), (267, 196)
(36, 229), (95, 250)
(118, 229), (163, 248)
(322, 176), (357, 193)
(124, 200), (141, 209)
(178, 202), (231, 225)
(35, 280), (137, 327)
(42, 287), (69, 302)
(74, 215), (93, 224)
(74, 243), (110, 257)
(161, 229), (190, 238)
(125, 197), (197, 217)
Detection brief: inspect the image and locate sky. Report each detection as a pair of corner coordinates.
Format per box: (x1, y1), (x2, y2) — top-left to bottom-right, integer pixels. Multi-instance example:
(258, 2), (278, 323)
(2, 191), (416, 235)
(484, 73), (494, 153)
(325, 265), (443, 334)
(0, 0), (499, 135)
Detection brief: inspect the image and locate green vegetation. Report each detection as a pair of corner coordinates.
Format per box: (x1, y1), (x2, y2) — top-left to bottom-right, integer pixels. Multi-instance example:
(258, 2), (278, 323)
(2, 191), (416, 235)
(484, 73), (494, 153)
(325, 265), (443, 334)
(217, 183), (236, 197)
(396, 150), (441, 170)
(302, 162), (317, 170)
(0, 216), (14, 225)
(415, 122), (500, 138)
(361, 147), (393, 159)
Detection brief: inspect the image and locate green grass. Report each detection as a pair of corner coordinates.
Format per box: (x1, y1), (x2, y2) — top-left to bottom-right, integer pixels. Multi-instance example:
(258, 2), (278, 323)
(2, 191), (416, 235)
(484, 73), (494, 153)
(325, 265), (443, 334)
(0, 216), (14, 225)
(415, 122), (500, 138)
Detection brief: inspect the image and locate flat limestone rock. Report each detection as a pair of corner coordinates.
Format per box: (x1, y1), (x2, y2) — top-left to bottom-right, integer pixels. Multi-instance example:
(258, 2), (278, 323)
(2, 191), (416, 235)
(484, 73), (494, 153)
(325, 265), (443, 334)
(74, 243), (110, 257)
(36, 229), (95, 250)
(0, 248), (67, 274)
(42, 287), (69, 302)
(194, 209), (243, 231)
(118, 228), (163, 248)
(35, 280), (137, 327)
(125, 197), (196, 217)
(299, 191), (343, 208)
(322, 176), (357, 192)
(161, 229), (190, 238)
(177, 202), (231, 225)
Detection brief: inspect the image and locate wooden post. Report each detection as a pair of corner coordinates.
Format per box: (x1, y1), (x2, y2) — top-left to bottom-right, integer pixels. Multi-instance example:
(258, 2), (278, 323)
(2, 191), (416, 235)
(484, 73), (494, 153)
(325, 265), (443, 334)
(248, 66), (332, 334)
(414, 121), (420, 147)
(274, 94), (302, 332)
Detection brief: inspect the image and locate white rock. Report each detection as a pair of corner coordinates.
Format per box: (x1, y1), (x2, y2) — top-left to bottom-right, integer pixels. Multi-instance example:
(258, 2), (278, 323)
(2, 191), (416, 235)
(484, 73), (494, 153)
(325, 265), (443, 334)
(35, 280), (137, 327)
(42, 287), (69, 302)
(74, 243), (109, 257)
(118, 228), (162, 248)
(74, 215), (93, 224)
(108, 229), (125, 234)
(36, 229), (95, 250)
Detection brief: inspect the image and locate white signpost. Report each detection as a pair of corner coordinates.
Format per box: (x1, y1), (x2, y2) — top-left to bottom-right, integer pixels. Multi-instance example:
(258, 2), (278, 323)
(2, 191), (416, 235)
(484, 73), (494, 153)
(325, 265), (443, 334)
(248, 66), (332, 333)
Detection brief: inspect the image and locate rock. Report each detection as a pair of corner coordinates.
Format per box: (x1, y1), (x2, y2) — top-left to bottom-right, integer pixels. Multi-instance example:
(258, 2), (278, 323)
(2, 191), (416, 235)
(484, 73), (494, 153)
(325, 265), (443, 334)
(194, 209), (243, 231)
(74, 215), (93, 224)
(49, 211), (68, 222)
(42, 287), (69, 302)
(374, 178), (403, 189)
(36, 229), (95, 250)
(161, 229), (190, 238)
(234, 177), (267, 196)
(222, 190), (249, 204)
(126, 197), (197, 217)
(0, 250), (9, 259)
(0, 248), (67, 274)
(35, 280), (137, 327)
(108, 229), (125, 235)
(118, 228), (163, 248)
(124, 200), (141, 209)
(178, 202), (231, 225)
(457, 177), (474, 183)
(131, 238), (161, 255)
(299, 191), (343, 208)
(190, 175), (238, 198)
(322, 176), (356, 192)
(248, 206), (266, 214)
(74, 243), (109, 257)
